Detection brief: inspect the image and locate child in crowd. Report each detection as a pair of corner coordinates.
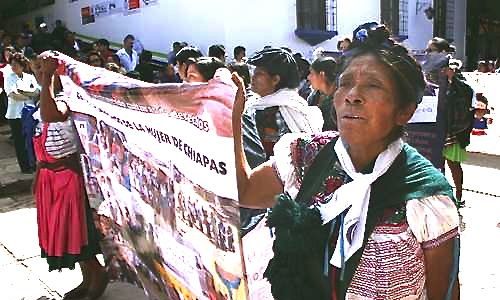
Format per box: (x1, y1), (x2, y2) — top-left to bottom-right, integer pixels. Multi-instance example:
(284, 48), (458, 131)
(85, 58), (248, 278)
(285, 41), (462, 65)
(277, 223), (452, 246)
(472, 93), (493, 135)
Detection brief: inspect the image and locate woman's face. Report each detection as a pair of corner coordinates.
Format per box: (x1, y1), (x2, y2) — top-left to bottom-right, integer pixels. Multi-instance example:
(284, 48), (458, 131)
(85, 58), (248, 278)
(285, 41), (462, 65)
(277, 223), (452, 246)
(308, 68), (324, 91)
(29, 58), (42, 80)
(3, 49), (13, 63)
(334, 54), (414, 150)
(186, 64), (206, 83)
(478, 64), (488, 73)
(10, 60), (24, 75)
(250, 66), (279, 97)
(88, 54), (103, 67)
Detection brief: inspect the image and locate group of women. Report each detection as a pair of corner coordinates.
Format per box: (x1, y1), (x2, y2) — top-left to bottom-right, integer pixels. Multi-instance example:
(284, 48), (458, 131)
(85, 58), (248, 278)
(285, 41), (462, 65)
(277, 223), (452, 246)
(1, 20), (463, 300)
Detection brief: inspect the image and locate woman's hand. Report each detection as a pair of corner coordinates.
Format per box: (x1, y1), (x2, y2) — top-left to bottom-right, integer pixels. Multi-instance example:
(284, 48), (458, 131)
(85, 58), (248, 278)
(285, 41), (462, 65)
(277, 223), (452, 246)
(39, 54), (59, 80)
(231, 73), (246, 122)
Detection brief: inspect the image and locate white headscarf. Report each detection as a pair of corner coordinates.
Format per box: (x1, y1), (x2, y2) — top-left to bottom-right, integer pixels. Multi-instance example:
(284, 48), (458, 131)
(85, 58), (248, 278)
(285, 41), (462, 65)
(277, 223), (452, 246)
(316, 137), (404, 268)
(246, 88), (324, 133)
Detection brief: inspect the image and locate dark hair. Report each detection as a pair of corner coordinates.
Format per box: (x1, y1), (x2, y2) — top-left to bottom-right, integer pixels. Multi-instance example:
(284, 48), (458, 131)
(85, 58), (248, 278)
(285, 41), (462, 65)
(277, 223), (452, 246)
(247, 47), (300, 90)
(188, 57), (226, 81)
(123, 34), (135, 43)
(10, 52), (30, 70)
(294, 54), (311, 80)
(96, 38), (109, 48)
(64, 31), (75, 39)
(176, 46), (203, 65)
(336, 40), (343, 51)
(140, 50), (153, 63)
(110, 54), (121, 66)
(126, 70), (140, 79)
(228, 62), (251, 87)
(428, 37), (452, 53)
(87, 51), (105, 67)
(233, 46), (246, 58)
(2, 46), (16, 63)
(476, 93), (488, 106)
(340, 22), (426, 108)
(311, 56), (338, 83)
(208, 44), (225, 59)
(336, 38), (351, 51)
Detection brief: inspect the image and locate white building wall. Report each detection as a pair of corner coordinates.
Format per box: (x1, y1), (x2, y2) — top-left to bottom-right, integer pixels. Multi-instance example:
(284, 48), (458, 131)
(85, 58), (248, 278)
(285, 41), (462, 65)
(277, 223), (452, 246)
(11, 0), (464, 60)
(12, 0), (382, 59)
(405, 0), (434, 52)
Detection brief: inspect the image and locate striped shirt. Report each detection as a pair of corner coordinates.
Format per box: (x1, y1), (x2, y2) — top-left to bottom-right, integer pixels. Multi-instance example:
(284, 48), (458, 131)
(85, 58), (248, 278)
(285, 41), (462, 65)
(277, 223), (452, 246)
(42, 118), (79, 159)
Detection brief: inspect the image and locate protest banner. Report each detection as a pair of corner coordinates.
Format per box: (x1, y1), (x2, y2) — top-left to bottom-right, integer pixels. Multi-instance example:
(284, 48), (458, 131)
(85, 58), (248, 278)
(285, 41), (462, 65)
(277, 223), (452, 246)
(405, 78), (447, 171)
(50, 52), (248, 300)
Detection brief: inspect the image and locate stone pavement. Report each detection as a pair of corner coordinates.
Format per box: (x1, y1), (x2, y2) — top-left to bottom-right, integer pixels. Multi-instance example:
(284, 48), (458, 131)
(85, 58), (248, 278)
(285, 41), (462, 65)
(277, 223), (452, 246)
(1, 123), (500, 299)
(0, 124), (149, 300)
(0, 207), (145, 300)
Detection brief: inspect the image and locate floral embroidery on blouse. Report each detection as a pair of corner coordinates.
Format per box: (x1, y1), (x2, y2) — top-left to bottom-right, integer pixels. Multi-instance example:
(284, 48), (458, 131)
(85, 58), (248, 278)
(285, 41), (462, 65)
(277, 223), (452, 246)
(287, 131), (351, 206)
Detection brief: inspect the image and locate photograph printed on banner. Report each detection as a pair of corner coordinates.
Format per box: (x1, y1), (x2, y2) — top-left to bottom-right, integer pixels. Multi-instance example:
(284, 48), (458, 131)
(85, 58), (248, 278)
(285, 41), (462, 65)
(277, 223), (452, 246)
(71, 111), (246, 300)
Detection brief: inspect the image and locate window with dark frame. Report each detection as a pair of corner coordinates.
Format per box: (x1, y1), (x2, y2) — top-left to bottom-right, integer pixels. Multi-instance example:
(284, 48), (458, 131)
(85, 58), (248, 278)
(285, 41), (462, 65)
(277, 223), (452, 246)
(399, 0), (409, 37)
(297, 0), (326, 31)
(380, 0), (409, 39)
(445, 0), (455, 41)
(295, 0), (338, 45)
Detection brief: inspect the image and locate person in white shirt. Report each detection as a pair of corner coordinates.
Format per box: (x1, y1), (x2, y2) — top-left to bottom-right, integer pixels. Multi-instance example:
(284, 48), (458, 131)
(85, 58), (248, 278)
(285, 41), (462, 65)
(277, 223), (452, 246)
(4, 52), (39, 173)
(116, 34), (138, 72)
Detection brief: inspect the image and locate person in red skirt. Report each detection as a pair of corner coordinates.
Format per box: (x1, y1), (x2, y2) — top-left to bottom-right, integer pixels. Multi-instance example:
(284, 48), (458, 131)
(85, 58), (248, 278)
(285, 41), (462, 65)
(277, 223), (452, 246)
(34, 54), (108, 300)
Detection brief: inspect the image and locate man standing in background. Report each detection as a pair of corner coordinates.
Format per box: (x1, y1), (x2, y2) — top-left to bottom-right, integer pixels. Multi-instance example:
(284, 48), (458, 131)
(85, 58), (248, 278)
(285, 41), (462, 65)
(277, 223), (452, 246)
(116, 34), (138, 72)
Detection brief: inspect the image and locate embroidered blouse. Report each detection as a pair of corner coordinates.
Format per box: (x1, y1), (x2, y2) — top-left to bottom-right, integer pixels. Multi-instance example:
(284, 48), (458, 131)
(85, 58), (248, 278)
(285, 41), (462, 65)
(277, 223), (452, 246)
(271, 132), (459, 300)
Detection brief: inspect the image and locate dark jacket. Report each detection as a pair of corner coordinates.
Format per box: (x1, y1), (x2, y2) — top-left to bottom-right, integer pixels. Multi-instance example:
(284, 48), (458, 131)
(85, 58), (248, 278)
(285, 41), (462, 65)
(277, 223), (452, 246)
(445, 76), (474, 148)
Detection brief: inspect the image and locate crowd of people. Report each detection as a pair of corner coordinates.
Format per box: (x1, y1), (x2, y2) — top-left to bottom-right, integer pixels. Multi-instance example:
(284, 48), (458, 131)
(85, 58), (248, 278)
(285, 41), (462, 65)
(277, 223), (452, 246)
(177, 190), (236, 253)
(1, 17), (496, 300)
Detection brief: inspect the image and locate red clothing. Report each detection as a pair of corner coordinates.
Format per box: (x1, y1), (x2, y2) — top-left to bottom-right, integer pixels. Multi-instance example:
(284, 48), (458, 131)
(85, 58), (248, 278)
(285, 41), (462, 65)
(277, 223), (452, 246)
(0, 63), (6, 89)
(33, 123), (88, 256)
(100, 49), (114, 62)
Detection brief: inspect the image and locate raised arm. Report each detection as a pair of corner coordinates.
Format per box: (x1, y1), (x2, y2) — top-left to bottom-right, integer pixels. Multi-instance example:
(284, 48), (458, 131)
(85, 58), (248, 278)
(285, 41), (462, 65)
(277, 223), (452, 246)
(39, 56), (69, 123)
(231, 73), (283, 209)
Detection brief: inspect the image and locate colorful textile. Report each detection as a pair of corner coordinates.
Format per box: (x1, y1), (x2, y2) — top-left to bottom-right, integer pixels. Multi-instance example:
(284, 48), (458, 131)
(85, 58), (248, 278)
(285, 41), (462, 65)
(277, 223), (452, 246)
(33, 122), (100, 271)
(266, 132), (459, 300)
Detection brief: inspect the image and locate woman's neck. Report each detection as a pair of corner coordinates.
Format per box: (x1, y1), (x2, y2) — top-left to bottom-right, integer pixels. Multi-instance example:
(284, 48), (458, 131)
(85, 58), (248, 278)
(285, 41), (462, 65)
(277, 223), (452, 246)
(346, 141), (389, 172)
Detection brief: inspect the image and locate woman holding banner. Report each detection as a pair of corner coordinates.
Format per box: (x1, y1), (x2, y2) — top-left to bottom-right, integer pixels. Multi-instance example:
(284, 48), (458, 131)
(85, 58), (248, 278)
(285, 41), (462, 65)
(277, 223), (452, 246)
(245, 47), (323, 158)
(231, 23), (460, 300)
(34, 55), (108, 300)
